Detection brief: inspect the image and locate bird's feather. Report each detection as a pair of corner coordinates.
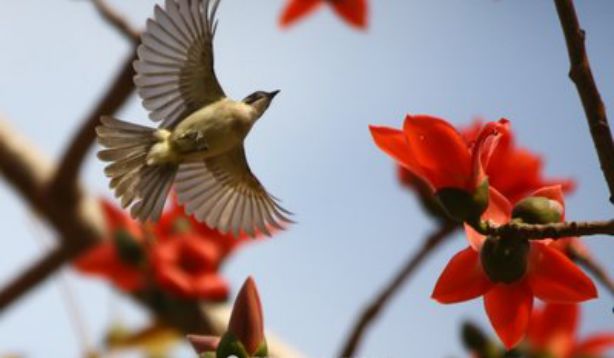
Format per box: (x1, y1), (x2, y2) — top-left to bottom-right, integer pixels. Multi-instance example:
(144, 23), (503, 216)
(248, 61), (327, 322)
(134, 0), (226, 129)
(175, 146), (292, 237)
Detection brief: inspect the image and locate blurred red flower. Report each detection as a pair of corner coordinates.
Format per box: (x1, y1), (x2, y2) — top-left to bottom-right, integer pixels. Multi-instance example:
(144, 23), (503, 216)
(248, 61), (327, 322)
(527, 303), (614, 358)
(370, 115), (508, 193)
(74, 200), (146, 292)
(154, 193), (250, 257)
(397, 119), (575, 205)
(151, 233), (229, 300)
(280, 0), (367, 29)
(431, 187), (597, 349)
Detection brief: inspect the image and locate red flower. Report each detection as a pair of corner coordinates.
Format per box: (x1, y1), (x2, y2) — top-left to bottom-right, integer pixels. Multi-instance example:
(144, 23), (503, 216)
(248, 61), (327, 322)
(370, 115), (508, 193)
(280, 0), (367, 29)
(74, 200), (146, 292)
(431, 187), (597, 349)
(527, 303), (614, 358)
(151, 233), (229, 300)
(397, 119), (574, 205)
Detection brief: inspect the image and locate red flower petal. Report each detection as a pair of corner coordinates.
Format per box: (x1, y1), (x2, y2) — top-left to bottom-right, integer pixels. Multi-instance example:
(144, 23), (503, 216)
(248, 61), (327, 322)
(100, 199), (141, 238)
(280, 0), (321, 27)
(527, 303), (578, 356)
(330, 0), (367, 28)
(484, 281), (533, 349)
(431, 247), (492, 303)
(573, 334), (614, 356)
(370, 125), (419, 167)
(471, 119), (509, 188)
(193, 273), (229, 301)
(528, 243), (597, 303)
(154, 265), (193, 297)
(464, 187), (511, 250)
(403, 115), (472, 190)
(74, 243), (144, 292)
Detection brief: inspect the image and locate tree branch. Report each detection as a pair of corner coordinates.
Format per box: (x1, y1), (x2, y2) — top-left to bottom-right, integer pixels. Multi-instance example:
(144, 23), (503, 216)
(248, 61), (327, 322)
(338, 224), (458, 358)
(49, 51), (137, 201)
(49, 0), (141, 201)
(91, 0), (140, 43)
(475, 219), (614, 240)
(554, 0), (614, 204)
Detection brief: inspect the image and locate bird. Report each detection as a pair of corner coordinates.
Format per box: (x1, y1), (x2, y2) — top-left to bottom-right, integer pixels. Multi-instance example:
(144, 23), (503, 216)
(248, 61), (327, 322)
(96, 0), (292, 237)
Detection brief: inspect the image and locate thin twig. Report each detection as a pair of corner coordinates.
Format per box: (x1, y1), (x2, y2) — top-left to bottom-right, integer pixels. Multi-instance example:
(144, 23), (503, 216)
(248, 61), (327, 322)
(338, 224), (458, 358)
(91, 0), (140, 43)
(475, 219), (614, 240)
(568, 246), (614, 296)
(0, 247), (77, 311)
(554, 0), (614, 204)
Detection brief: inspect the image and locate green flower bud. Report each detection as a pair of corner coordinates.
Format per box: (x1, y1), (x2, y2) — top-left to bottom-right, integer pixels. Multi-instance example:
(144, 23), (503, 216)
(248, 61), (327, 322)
(435, 179), (489, 223)
(512, 196), (563, 224)
(113, 229), (143, 265)
(461, 322), (500, 358)
(480, 236), (530, 284)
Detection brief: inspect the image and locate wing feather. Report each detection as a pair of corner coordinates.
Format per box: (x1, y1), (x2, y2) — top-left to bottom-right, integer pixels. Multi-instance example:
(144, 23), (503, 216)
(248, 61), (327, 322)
(175, 146), (292, 237)
(135, 0), (225, 128)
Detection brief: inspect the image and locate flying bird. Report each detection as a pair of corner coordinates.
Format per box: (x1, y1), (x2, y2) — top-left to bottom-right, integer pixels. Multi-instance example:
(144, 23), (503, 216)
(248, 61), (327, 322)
(97, 0), (292, 237)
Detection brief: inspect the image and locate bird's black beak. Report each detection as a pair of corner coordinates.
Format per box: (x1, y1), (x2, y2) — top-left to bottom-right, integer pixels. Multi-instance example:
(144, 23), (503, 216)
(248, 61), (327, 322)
(268, 90), (281, 100)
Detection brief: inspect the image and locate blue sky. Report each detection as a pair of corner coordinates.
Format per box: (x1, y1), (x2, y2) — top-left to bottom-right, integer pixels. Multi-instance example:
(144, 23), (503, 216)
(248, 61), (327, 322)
(0, 1), (612, 357)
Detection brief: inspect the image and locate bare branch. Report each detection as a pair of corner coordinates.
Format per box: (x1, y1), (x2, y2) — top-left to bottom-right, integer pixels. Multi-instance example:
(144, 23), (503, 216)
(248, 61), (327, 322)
(338, 224), (458, 358)
(91, 0), (140, 43)
(49, 0), (141, 201)
(474, 219), (614, 240)
(49, 51), (137, 201)
(554, 0), (614, 204)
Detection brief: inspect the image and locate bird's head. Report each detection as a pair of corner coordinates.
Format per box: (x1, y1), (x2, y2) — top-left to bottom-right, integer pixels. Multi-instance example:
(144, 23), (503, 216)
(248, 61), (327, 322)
(242, 90), (280, 119)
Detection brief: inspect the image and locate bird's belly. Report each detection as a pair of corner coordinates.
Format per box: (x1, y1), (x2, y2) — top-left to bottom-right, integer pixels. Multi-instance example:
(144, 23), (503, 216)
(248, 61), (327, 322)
(171, 118), (244, 160)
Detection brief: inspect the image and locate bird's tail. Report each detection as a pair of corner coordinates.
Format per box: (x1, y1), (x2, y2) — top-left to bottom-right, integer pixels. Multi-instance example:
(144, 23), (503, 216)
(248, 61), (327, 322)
(96, 116), (177, 222)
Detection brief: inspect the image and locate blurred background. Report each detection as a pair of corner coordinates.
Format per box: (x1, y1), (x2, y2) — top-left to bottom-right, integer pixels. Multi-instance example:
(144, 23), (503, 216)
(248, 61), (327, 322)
(0, 0), (612, 357)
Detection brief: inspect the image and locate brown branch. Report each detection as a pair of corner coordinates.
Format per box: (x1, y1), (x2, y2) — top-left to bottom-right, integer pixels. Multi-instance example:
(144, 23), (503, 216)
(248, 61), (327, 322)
(338, 224), (458, 358)
(568, 246), (614, 296)
(0, 247), (77, 311)
(49, 0), (140, 201)
(49, 51), (137, 201)
(554, 0), (614, 204)
(475, 219), (614, 240)
(91, 0), (140, 43)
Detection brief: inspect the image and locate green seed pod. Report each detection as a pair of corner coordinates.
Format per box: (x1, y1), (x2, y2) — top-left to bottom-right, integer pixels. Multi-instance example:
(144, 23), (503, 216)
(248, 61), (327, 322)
(435, 179), (489, 223)
(512, 196), (563, 224)
(480, 236), (530, 284)
(113, 229), (144, 265)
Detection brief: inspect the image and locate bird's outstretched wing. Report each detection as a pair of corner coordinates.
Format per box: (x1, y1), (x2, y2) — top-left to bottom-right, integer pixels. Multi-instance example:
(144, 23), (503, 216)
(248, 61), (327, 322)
(175, 146), (293, 237)
(134, 0), (226, 128)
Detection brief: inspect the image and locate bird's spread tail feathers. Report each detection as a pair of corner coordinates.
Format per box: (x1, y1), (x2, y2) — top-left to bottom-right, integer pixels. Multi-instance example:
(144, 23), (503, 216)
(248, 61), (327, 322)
(97, 116), (177, 222)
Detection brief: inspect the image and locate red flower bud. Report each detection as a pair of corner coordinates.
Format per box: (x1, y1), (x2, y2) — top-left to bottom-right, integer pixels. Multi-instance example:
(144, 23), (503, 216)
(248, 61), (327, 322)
(227, 277), (266, 356)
